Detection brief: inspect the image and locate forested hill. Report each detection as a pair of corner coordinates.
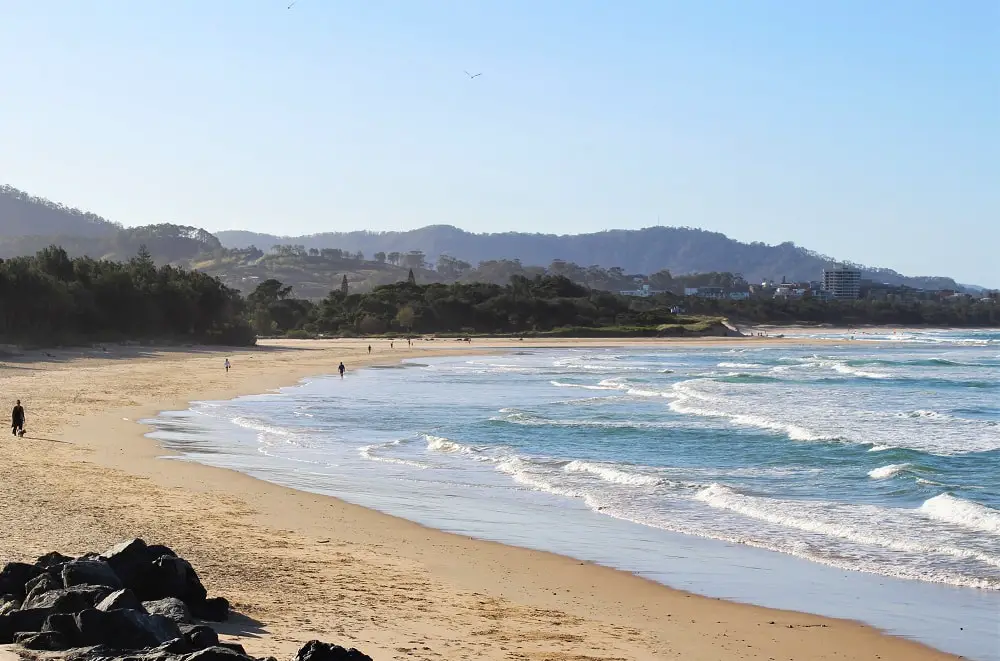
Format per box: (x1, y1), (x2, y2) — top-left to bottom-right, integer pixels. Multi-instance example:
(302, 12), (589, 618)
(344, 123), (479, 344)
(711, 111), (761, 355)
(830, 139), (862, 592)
(0, 185), (967, 290)
(0, 185), (220, 262)
(216, 225), (961, 291)
(0, 185), (120, 237)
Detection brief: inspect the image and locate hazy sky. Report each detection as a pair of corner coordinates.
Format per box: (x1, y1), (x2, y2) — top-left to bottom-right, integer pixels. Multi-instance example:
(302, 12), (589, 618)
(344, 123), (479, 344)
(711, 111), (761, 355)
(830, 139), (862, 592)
(0, 1), (996, 285)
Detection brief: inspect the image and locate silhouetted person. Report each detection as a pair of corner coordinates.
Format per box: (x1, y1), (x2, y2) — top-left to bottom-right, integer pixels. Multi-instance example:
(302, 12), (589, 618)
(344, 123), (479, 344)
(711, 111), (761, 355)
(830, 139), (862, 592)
(368, 345), (372, 354)
(390, 341), (394, 349)
(338, 362), (345, 378)
(11, 400), (24, 437)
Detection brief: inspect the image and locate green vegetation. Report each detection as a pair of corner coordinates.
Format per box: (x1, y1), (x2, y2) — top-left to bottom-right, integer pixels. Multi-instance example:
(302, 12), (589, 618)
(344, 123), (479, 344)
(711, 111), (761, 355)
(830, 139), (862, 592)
(0, 246), (254, 346)
(246, 275), (727, 337)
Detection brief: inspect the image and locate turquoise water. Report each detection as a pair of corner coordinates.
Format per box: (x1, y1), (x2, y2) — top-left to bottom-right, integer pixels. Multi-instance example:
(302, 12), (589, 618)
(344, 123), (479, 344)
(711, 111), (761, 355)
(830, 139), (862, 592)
(147, 330), (1000, 660)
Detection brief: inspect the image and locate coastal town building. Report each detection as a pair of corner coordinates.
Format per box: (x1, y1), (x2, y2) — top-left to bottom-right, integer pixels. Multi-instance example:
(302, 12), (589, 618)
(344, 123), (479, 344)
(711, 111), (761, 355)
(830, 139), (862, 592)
(822, 266), (862, 300)
(619, 283), (665, 297)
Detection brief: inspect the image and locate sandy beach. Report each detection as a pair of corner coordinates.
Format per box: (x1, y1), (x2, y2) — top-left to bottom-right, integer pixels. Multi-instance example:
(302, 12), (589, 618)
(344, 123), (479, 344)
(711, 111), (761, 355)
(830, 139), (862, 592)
(0, 337), (961, 661)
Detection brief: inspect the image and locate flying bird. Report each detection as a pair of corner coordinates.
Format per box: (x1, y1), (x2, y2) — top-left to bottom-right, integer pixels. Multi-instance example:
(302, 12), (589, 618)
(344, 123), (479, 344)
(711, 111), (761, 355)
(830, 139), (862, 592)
(287, 1), (296, 8)
(464, 70), (482, 79)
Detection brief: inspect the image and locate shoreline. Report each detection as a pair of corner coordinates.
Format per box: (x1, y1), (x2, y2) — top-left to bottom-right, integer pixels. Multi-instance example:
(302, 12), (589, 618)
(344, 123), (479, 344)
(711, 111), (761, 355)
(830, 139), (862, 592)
(0, 338), (966, 660)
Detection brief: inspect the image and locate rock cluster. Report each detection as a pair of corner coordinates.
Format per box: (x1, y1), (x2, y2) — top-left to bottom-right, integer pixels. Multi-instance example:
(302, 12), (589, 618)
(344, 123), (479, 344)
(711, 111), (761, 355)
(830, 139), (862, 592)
(0, 540), (372, 661)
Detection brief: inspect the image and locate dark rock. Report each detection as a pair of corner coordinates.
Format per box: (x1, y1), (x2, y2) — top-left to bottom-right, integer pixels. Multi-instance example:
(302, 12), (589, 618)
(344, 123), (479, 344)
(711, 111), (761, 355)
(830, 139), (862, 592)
(36, 551), (74, 569)
(0, 607), (52, 643)
(215, 643), (246, 655)
(74, 607), (180, 649)
(24, 572), (62, 603)
(24, 585), (112, 613)
(148, 614), (184, 645)
(0, 562), (44, 600)
(183, 645), (248, 661)
(190, 596), (229, 622)
(295, 640), (374, 661)
(15, 630), (69, 651)
(156, 637), (197, 654)
(147, 557), (207, 605)
(143, 598), (192, 624)
(97, 588), (145, 613)
(178, 624), (219, 650)
(42, 611), (82, 645)
(147, 545), (178, 560)
(63, 559), (124, 590)
(102, 539), (154, 588)
(0, 594), (21, 616)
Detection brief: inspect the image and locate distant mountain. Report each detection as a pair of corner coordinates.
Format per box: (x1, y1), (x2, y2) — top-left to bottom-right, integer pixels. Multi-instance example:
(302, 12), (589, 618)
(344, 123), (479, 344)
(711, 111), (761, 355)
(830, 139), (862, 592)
(0, 184), (972, 291)
(0, 185), (120, 238)
(215, 225), (964, 291)
(0, 185), (219, 262)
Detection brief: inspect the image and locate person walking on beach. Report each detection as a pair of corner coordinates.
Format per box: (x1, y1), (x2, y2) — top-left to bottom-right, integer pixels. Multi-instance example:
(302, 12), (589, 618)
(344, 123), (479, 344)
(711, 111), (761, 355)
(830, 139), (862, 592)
(11, 400), (25, 437)
(338, 362), (346, 378)
(224, 358), (231, 373)
(390, 341), (394, 349)
(368, 345), (371, 355)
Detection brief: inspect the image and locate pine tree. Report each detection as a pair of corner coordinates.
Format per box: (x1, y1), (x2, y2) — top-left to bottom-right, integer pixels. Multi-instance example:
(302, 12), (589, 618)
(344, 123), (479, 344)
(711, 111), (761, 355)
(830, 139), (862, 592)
(341, 274), (349, 294)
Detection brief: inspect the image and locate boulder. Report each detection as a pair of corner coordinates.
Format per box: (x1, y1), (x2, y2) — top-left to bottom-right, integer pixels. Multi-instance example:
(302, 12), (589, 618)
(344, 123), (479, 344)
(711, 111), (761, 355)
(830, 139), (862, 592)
(146, 557), (207, 605)
(182, 646), (249, 661)
(36, 551), (74, 569)
(178, 624), (219, 650)
(191, 597), (229, 623)
(0, 562), (44, 600)
(14, 630), (68, 651)
(25, 571), (61, 597)
(295, 640), (374, 661)
(63, 560), (124, 590)
(74, 607), (180, 649)
(0, 595), (21, 616)
(96, 588), (145, 613)
(42, 611), (81, 645)
(0, 607), (53, 643)
(216, 643), (246, 655)
(24, 586), (112, 613)
(144, 598), (193, 624)
(102, 539), (155, 590)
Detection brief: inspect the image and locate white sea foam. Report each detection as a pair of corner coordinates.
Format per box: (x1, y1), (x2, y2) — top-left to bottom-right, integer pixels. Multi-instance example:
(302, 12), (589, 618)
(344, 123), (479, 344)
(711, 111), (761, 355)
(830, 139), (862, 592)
(563, 460), (662, 486)
(900, 409), (952, 420)
(718, 362), (764, 369)
(695, 484), (1000, 571)
(549, 380), (620, 391)
(920, 494), (1000, 535)
(868, 463), (910, 479)
(425, 435), (474, 454)
(359, 439), (430, 469)
(868, 444), (895, 452)
(669, 381), (831, 442)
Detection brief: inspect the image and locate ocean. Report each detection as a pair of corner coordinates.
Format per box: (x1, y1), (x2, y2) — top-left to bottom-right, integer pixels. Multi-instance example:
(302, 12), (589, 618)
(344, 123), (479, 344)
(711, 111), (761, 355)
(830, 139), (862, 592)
(146, 329), (1000, 660)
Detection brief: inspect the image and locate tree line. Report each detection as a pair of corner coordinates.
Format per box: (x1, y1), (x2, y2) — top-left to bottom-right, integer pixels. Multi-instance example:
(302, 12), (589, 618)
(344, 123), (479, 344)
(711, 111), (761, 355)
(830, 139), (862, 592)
(2, 246), (996, 347)
(246, 275), (694, 337)
(0, 246), (254, 345)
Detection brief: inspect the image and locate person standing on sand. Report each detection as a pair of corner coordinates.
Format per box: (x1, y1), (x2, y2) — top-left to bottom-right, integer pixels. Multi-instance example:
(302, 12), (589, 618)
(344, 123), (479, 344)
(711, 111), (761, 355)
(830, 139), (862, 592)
(390, 341), (394, 349)
(11, 400), (24, 437)
(368, 345), (371, 354)
(338, 362), (345, 378)
(224, 358), (231, 373)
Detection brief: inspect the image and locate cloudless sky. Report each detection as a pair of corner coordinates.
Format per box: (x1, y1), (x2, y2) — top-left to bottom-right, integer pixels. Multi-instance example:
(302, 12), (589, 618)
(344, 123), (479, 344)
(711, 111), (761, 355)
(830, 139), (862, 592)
(0, 1), (996, 284)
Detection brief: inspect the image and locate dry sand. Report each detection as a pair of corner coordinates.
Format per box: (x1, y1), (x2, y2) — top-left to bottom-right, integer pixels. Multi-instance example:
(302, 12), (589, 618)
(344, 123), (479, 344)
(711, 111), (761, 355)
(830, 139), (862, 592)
(0, 337), (959, 661)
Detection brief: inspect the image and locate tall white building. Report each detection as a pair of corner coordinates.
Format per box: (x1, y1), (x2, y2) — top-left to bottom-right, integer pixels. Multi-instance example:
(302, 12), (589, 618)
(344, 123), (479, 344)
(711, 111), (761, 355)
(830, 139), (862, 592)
(822, 266), (861, 299)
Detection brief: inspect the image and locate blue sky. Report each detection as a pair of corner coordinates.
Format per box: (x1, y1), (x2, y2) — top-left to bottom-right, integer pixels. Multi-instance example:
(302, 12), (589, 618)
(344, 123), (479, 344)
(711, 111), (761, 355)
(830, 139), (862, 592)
(0, 0), (996, 285)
